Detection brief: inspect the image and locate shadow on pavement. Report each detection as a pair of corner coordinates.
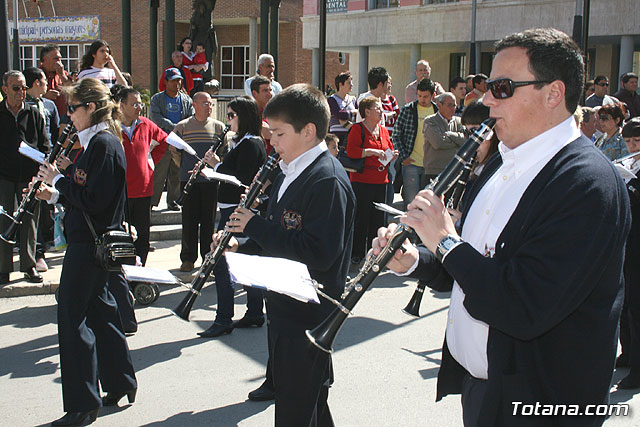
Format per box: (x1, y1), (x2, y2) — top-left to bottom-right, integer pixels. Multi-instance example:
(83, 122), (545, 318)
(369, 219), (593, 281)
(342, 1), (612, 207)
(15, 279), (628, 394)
(0, 303), (57, 328)
(0, 333), (59, 379)
(139, 400), (272, 426)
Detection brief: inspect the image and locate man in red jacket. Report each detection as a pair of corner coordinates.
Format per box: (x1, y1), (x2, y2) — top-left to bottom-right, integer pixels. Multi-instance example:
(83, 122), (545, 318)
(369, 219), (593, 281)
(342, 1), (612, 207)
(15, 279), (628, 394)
(117, 87), (168, 265)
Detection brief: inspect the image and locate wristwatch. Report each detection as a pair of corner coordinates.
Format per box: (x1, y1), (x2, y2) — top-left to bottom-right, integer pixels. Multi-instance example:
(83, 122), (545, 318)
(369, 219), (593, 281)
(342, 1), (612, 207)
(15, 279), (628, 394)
(435, 234), (462, 262)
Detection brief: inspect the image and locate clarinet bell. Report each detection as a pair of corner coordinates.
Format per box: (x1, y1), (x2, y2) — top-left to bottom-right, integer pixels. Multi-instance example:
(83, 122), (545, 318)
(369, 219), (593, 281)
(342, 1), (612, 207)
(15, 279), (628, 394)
(0, 219), (20, 245)
(402, 281), (427, 317)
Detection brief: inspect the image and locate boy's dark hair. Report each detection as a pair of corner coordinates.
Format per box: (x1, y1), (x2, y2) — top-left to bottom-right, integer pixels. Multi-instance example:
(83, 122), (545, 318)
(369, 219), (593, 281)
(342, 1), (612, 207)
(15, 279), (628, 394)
(228, 96), (262, 140)
(367, 67), (389, 90)
(594, 75), (608, 85)
(449, 76), (465, 90)
(417, 78), (435, 94)
(263, 83), (330, 140)
(23, 67), (44, 88)
(250, 75), (271, 94)
(335, 71), (351, 90)
(461, 100), (490, 126)
(472, 73), (488, 87)
(622, 117), (640, 138)
(325, 133), (339, 145)
(113, 86), (139, 103)
(80, 39), (110, 71)
(39, 44), (59, 62)
(495, 28), (585, 113)
(621, 72), (638, 84)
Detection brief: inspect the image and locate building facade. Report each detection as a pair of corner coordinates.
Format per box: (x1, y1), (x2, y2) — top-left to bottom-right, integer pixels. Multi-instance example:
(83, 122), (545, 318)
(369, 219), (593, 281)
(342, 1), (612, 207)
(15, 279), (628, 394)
(302, 0), (640, 102)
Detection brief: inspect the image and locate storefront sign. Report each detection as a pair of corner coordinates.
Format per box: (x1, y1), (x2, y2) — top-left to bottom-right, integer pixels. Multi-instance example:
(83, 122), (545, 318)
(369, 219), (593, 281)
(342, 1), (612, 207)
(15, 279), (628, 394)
(326, 0), (348, 13)
(9, 16), (100, 43)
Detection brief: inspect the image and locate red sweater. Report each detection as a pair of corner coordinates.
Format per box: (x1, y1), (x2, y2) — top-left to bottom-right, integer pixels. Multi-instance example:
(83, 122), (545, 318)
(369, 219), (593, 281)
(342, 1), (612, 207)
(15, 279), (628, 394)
(121, 116), (168, 198)
(346, 122), (393, 184)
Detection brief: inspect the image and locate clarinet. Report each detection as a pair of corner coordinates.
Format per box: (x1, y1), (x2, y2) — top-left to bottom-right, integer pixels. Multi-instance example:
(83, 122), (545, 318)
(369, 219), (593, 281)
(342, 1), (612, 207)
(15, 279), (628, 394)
(173, 150), (281, 321)
(306, 119), (495, 352)
(403, 153), (477, 317)
(175, 125), (231, 206)
(0, 122), (76, 245)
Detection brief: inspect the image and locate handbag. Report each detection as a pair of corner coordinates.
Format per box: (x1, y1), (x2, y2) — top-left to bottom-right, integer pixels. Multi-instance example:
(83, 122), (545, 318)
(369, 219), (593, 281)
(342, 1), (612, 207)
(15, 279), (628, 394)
(82, 208), (136, 272)
(338, 123), (366, 173)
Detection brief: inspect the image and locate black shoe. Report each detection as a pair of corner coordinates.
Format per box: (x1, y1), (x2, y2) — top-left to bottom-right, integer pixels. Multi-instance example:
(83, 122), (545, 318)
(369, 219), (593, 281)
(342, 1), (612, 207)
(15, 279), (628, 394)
(0, 273), (9, 284)
(51, 408), (99, 426)
(102, 388), (137, 406)
(616, 353), (630, 368)
(618, 373), (640, 389)
(24, 267), (43, 283)
(248, 381), (275, 401)
(233, 316), (265, 328)
(149, 245), (156, 252)
(167, 202), (180, 211)
(197, 323), (233, 338)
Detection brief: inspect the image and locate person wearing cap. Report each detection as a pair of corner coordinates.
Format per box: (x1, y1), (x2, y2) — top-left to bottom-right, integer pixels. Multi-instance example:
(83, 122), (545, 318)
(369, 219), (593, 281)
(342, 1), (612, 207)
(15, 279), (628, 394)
(149, 68), (194, 210)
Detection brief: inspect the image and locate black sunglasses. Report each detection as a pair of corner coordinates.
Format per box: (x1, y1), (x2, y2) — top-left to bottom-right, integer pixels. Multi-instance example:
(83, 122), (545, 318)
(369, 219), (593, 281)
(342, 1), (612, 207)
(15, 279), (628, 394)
(486, 78), (552, 99)
(597, 82), (609, 87)
(67, 103), (90, 114)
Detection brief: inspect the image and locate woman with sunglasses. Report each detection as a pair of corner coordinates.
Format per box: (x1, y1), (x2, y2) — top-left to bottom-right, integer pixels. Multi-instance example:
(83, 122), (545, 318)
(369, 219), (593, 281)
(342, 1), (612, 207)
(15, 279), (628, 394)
(595, 103), (629, 161)
(78, 40), (128, 89)
(198, 96), (267, 337)
(35, 78), (137, 426)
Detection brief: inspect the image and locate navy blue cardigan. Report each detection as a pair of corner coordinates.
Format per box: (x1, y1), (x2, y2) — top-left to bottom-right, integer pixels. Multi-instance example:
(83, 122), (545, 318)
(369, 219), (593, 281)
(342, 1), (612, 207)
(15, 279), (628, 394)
(411, 136), (630, 426)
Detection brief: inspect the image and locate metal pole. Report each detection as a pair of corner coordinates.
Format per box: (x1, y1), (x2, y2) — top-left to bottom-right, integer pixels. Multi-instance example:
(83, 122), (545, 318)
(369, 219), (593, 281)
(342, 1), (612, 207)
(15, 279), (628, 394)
(319, 0), (326, 92)
(12, 0), (18, 70)
(469, 0), (477, 74)
(583, 0), (590, 55)
(164, 0), (175, 68)
(269, 0), (280, 80)
(572, 0), (583, 51)
(122, 0), (131, 72)
(260, 0), (268, 58)
(150, 0), (158, 93)
(0, 0), (10, 73)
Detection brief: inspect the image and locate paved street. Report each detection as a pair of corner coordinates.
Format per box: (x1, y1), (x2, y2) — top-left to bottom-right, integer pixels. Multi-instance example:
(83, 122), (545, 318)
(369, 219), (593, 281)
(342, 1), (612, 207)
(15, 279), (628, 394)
(1, 239), (639, 426)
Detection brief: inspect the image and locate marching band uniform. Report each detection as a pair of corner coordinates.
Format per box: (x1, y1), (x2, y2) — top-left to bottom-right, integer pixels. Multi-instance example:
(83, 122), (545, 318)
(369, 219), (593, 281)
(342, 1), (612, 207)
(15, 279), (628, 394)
(51, 123), (137, 419)
(240, 146), (356, 426)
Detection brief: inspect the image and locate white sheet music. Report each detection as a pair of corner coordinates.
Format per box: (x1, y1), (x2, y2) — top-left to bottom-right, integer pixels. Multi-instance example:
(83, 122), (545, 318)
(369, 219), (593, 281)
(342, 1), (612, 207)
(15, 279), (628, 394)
(19, 142), (46, 164)
(225, 252), (320, 304)
(200, 168), (246, 187)
(615, 163), (637, 180)
(121, 265), (178, 284)
(166, 132), (197, 157)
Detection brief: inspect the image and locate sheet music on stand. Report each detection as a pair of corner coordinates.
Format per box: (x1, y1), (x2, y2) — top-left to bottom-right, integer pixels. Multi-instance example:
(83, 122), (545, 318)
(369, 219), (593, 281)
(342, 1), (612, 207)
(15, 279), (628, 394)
(225, 252), (320, 304)
(121, 265), (178, 284)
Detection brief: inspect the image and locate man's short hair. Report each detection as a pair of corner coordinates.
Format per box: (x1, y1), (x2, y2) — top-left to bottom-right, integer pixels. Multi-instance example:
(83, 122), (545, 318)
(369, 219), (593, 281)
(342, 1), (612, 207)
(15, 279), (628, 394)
(417, 78), (435, 94)
(461, 100), (490, 126)
(113, 86), (139, 103)
(2, 70), (23, 87)
(622, 117), (640, 138)
(435, 92), (456, 105)
(263, 83), (330, 140)
(621, 72), (638, 84)
(449, 76), (465, 90)
(580, 106), (596, 123)
(39, 44), (60, 63)
(250, 75), (271, 94)
(257, 53), (274, 70)
(472, 73), (488, 87)
(325, 133), (339, 146)
(367, 67), (389, 90)
(23, 67), (44, 88)
(495, 28), (585, 113)
(334, 71), (351, 90)
(416, 60), (431, 72)
(594, 75), (608, 85)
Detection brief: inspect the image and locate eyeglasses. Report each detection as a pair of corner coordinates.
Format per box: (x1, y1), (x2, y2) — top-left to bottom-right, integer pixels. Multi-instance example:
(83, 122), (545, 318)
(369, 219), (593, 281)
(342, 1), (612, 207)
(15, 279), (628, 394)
(227, 112), (237, 120)
(11, 85), (27, 92)
(129, 102), (144, 108)
(597, 82), (609, 87)
(200, 101), (213, 107)
(67, 103), (89, 114)
(486, 78), (552, 99)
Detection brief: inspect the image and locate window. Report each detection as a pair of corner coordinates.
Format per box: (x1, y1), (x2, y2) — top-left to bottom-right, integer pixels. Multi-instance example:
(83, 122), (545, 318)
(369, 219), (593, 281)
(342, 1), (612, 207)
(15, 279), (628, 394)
(220, 45), (250, 90)
(369, 0), (399, 9)
(449, 52), (466, 84)
(18, 43), (85, 73)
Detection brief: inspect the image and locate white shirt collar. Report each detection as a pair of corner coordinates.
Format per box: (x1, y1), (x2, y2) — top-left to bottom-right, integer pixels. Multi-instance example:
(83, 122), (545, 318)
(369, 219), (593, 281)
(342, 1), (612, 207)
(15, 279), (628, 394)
(77, 122), (109, 150)
(277, 141), (328, 202)
(497, 116), (579, 180)
(232, 133), (257, 149)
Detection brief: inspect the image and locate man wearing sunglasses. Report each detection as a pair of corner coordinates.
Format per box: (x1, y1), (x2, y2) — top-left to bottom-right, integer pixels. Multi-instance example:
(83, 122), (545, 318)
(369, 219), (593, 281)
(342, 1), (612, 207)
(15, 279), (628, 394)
(585, 75), (618, 108)
(0, 70), (51, 285)
(374, 28), (630, 426)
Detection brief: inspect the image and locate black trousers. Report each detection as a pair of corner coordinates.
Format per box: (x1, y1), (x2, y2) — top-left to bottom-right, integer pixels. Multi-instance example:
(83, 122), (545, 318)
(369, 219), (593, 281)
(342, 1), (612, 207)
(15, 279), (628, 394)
(151, 149), (181, 207)
(57, 243), (137, 412)
(180, 181), (218, 263)
(0, 179), (39, 273)
(127, 196), (151, 265)
(36, 201), (54, 259)
(269, 323), (334, 427)
(351, 181), (386, 260)
(108, 271), (137, 333)
(621, 252), (640, 373)
(461, 374), (488, 427)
